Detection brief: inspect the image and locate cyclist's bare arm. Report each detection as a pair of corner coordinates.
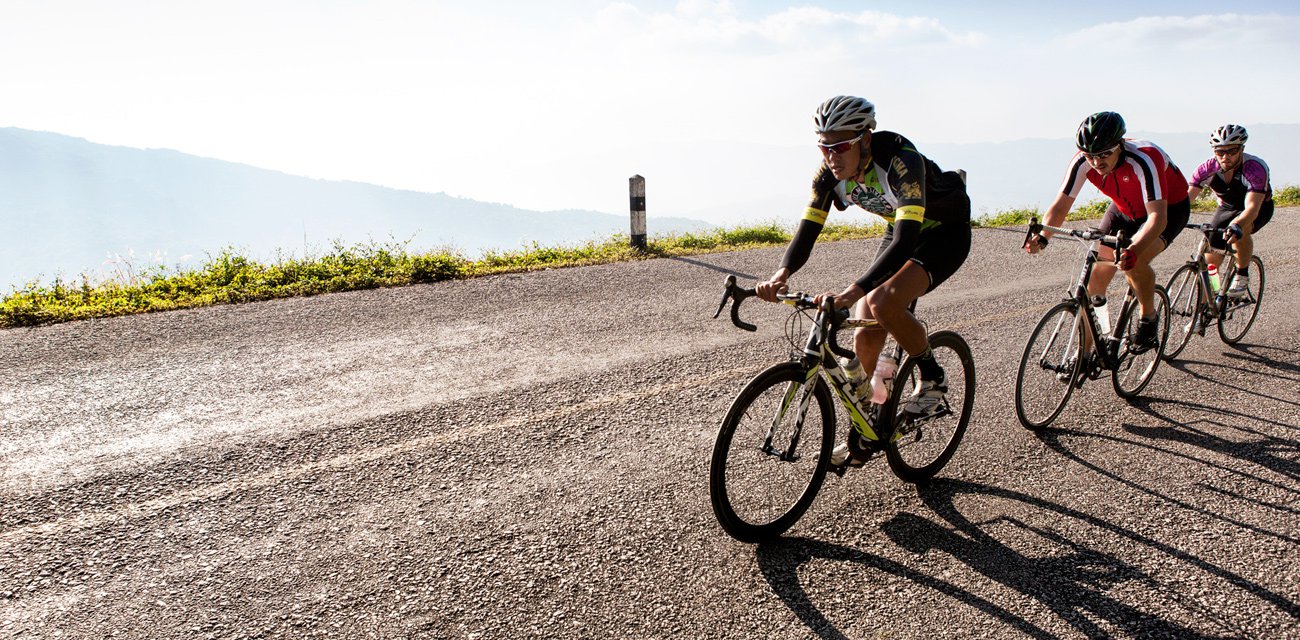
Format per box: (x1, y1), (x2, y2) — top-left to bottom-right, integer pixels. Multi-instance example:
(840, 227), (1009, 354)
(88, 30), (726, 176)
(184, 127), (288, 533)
(1236, 192), (1266, 229)
(1128, 199), (1168, 256)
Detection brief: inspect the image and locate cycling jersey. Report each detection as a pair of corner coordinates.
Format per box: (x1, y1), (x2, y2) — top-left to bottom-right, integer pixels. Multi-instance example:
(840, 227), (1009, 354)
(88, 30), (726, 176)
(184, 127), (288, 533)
(781, 131), (971, 292)
(805, 131), (971, 229)
(1189, 153), (1273, 211)
(1060, 139), (1189, 220)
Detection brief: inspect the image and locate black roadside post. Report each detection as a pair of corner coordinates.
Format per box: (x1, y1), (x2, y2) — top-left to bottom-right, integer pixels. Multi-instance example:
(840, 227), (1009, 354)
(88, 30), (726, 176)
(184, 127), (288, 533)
(629, 175), (646, 251)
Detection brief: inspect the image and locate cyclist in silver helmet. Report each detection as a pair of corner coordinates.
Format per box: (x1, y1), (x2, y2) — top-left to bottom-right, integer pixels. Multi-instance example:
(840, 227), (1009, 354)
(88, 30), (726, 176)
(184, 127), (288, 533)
(1187, 124), (1274, 299)
(756, 95), (972, 466)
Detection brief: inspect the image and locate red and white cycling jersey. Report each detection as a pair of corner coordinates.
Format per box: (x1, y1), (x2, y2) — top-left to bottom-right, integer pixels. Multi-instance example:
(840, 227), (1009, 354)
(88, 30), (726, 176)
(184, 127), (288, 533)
(1060, 139), (1189, 220)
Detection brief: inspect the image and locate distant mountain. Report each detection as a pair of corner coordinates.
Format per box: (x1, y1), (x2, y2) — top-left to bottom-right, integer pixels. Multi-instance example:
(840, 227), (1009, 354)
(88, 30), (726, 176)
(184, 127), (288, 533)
(0, 128), (713, 290)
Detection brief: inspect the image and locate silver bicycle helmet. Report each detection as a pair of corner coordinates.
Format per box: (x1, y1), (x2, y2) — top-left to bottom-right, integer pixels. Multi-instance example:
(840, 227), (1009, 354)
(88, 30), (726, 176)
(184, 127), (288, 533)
(1209, 124), (1248, 147)
(814, 96), (876, 134)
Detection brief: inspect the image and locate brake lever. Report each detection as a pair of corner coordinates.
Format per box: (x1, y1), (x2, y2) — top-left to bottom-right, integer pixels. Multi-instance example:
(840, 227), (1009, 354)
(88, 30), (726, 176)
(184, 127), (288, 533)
(1024, 216), (1044, 248)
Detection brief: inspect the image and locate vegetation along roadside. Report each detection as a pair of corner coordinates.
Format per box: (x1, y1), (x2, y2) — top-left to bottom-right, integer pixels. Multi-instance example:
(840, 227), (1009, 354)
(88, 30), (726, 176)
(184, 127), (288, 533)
(4, 186), (1295, 328)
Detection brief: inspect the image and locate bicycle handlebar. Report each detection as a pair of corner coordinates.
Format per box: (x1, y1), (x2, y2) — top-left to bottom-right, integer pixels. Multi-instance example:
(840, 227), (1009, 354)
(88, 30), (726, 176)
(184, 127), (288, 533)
(1026, 216), (1129, 263)
(713, 275), (856, 359)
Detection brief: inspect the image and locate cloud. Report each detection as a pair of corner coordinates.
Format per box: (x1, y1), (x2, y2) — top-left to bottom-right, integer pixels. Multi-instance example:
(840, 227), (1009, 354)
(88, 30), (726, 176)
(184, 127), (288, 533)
(1059, 13), (1300, 49)
(595, 1), (985, 54)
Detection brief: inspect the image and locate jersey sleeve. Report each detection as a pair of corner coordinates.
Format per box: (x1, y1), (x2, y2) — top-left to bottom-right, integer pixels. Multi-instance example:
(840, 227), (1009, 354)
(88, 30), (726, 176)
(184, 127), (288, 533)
(1060, 154), (1090, 200)
(1241, 157), (1271, 193)
(804, 164), (844, 225)
(1189, 158), (1218, 189)
(884, 142), (927, 225)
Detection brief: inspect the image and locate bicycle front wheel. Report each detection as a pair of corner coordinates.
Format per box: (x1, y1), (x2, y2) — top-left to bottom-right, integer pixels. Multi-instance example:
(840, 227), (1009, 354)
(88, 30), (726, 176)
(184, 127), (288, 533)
(1112, 286), (1169, 399)
(1163, 263), (1203, 360)
(709, 361), (834, 543)
(1217, 255), (1265, 344)
(883, 330), (975, 483)
(1014, 302), (1084, 430)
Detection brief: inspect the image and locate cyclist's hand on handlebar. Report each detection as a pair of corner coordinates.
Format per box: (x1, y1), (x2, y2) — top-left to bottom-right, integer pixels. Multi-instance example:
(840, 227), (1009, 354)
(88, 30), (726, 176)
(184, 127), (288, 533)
(814, 284), (864, 309)
(1224, 223), (1243, 242)
(1118, 248), (1138, 271)
(1024, 234), (1048, 255)
(755, 276), (788, 303)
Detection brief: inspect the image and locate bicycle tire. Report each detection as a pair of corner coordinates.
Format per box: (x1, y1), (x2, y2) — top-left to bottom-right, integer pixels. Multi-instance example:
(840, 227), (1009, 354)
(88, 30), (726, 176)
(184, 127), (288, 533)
(1217, 255), (1265, 344)
(709, 361), (834, 543)
(883, 330), (975, 482)
(1014, 302), (1084, 430)
(1112, 285), (1169, 399)
(1163, 263), (1203, 361)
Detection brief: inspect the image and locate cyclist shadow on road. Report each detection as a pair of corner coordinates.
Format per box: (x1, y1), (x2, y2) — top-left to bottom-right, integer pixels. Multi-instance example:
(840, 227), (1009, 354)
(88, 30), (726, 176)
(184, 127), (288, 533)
(1033, 423), (1299, 546)
(755, 479), (1292, 639)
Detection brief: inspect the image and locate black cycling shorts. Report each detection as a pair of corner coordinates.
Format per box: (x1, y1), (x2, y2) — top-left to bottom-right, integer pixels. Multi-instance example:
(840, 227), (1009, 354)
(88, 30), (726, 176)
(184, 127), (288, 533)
(1208, 200), (1273, 250)
(876, 221), (972, 292)
(1097, 198), (1191, 249)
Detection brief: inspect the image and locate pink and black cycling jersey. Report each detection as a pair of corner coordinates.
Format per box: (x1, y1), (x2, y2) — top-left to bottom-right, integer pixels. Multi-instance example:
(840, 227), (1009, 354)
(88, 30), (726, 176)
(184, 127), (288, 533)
(1059, 139), (1189, 220)
(1189, 153), (1273, 211)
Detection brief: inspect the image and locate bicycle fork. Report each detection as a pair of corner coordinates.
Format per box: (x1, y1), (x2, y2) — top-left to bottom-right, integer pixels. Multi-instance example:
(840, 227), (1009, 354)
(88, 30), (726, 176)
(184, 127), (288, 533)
(762, 367), (821, 462)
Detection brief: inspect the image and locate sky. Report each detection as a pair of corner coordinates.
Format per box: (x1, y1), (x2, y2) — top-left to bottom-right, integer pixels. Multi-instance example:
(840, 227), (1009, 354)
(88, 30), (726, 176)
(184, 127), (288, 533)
(4, 0), (1299, 225)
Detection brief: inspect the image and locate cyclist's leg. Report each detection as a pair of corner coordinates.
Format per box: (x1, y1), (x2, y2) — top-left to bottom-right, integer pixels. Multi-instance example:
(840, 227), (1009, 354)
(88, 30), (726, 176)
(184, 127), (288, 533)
(865, 262), (929, 354)
(1090, 203), (1129, 300)
(851, 297), (888, 380)
(1205, 205), (1238, 271)
(1125, 199), (1186, 318)
(1231, 200), (1272, 273)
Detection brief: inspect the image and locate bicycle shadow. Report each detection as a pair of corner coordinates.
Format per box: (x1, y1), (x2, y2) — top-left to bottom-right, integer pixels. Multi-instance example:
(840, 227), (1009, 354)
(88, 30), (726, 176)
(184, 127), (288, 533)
(1033, 425), (1299, 545)
(1123, 396), (1300, 483)
(1159, 356), (1300, 410)
(754, 479), (1282, 639)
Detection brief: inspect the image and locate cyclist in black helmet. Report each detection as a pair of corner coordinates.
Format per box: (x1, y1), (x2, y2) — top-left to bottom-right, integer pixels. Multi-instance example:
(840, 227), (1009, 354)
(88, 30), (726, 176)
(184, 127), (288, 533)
(755, 95), (972, 466)
(1025, 111), (1190, 353)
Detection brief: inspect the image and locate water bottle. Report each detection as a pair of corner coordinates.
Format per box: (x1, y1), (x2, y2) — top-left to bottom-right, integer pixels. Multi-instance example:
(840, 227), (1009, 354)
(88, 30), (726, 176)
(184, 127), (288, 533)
(1207, 263), (1221, 292)
(869, 353), (898, 404)
(1091, 295), (1110, 335)
(841, 356), (868, 399)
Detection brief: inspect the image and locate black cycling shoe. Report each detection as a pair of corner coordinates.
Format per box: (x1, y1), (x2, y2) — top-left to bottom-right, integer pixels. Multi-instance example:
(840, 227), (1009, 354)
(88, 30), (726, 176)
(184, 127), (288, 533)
(1128, 318), (1160, 354)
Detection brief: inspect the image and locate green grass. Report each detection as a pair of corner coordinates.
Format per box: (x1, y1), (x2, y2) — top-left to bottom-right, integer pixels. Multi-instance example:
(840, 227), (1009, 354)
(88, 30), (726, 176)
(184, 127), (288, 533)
(5, 187), (1296, 328)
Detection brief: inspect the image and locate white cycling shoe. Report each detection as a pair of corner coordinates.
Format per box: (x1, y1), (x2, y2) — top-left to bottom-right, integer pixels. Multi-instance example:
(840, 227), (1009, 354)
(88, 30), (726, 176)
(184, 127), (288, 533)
(1226, 277), (1250, 300)
(903, 376), (947, 417)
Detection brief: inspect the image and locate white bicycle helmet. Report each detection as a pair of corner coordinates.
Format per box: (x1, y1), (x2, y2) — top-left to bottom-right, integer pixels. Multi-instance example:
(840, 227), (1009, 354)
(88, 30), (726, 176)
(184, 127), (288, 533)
(814, 96), (876, 134)
(1209, 124), (1248, 147)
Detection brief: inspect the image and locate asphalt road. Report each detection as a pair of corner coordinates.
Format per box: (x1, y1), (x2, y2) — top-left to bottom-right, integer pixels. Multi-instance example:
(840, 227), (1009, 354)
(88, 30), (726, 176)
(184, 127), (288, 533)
(2, 211), (1297, 639)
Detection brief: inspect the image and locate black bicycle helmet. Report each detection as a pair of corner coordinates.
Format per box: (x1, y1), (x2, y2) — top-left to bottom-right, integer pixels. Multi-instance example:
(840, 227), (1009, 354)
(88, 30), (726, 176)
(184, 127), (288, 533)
(1075, 111), (1126, 153)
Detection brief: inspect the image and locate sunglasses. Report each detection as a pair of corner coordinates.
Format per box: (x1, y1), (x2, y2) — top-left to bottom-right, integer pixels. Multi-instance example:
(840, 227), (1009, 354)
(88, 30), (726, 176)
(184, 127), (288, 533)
(817, 135), (863, 155)
(1083, 145), (1121, 161)
(1213, 145), (1243, 157)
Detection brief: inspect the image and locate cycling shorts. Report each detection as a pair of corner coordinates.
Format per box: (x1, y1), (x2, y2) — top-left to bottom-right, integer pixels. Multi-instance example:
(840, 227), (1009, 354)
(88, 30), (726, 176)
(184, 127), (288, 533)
(875, 221), (971, 292)
(1097, 198), (1190, 249)
(1208, 200), (1273, 250)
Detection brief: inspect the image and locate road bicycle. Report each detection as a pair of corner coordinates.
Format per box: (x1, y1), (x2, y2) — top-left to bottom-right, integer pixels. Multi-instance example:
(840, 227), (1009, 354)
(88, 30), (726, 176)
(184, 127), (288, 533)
(1014, 218), (1171, 431)
(1163, 222), (1266, 360)
(708, 275), (975, 543)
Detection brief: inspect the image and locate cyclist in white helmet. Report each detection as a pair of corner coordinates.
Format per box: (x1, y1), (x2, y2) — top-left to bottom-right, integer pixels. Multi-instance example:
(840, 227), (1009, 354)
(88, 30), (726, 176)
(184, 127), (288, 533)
(1186, 124), (1274, 299)
(755, 95), (972, 466)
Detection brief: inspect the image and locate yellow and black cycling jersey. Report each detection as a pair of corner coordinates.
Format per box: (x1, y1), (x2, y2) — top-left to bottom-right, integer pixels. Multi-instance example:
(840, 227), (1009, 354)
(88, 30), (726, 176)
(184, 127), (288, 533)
(782, 131), (971, 293)
(805, 131), (970, 230)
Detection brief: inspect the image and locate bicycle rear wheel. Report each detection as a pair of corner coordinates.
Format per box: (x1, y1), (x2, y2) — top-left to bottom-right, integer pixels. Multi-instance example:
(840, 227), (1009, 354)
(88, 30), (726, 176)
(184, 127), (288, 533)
(1014, 302), (1084, 430)
(1163, 263), (1203, 360)
(1217, 255), (1265, 344)
(709, 361), (834, 543)
(883, 330), (975, 483)
(1112, 286), (1169, 399)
